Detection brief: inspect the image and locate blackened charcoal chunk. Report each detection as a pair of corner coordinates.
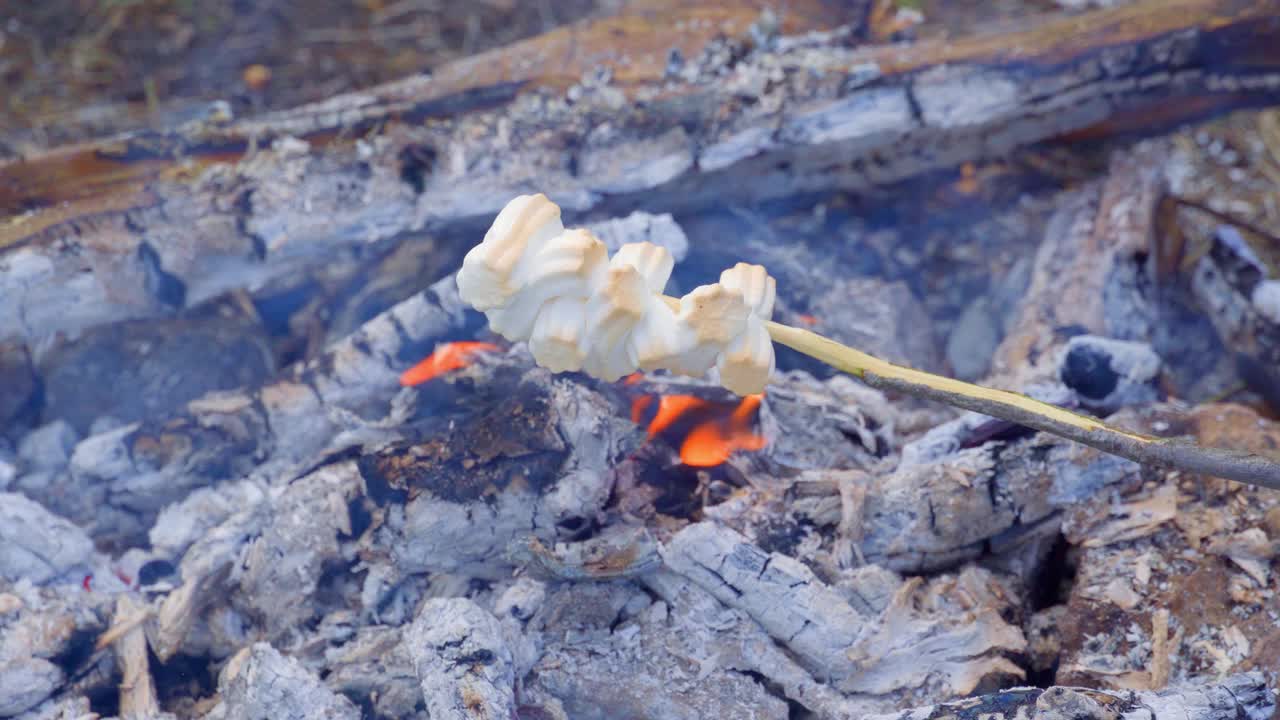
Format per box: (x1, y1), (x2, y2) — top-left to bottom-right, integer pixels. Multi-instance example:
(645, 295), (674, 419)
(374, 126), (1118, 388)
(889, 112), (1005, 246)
(137, 558), (177, 587)
(38, 309), (272, 435)
(1059, 335), (1161, 413)
(1061, 343), (1118, 400)
(0, 341), (39, 438)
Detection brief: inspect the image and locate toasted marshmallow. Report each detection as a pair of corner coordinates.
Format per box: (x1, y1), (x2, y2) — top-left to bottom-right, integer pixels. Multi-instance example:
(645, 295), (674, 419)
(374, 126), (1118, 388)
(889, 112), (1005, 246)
(487, 228), (607, 341)
(456, 194), (563, 310)
(458, 195), (779, 395)
(582, 263), (651, 381)
(713, 263), (776, 394)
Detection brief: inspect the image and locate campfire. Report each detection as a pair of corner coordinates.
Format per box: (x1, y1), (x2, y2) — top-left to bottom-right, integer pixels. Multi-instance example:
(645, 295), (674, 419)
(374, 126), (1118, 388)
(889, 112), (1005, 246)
(3, 2), (1280, 719)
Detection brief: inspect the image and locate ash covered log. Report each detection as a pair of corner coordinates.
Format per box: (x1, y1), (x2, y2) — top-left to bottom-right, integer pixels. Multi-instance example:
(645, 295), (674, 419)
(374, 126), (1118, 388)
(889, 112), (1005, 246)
(865, 672), (1274, 720)
(0, 493), (96, 585)
(660, 522), (1025, 699)
(206, 643), (360, 720)
(356, 358), (637, 579)
(405, 598), (518, 720)
(16, 210), (686, 548)
(16, 274), (466, 547)
(990, 143), (1164, 391)
(2, 0), (1279, 360)
(0, 582), (111, 718)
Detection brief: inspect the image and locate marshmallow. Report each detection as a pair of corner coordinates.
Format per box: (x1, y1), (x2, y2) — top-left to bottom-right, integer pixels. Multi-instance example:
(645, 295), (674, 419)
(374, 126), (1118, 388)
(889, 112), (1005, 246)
(457, 194), (563, 310)
(715, 264), (776, 394)
(457, 195), (778, 394)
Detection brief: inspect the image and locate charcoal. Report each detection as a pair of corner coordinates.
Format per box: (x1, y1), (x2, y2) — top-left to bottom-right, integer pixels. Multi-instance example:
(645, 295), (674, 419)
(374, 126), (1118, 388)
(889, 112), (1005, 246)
(0, 342), (38, 439)
(1059, 336), (1162, 413)
(36, 306), (274, 436)
(25, 273), (468, 548)
(366, 359), (638, 579)
(0, 449), (15, 492)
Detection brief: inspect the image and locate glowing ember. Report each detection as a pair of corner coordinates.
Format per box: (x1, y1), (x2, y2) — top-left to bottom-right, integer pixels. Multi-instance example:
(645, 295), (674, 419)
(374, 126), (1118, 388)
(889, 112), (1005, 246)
(955, 162), (980, 195)
(796, 313), (819, 326)
(630, 395), (653, 424)
(399, 341), (500, 386)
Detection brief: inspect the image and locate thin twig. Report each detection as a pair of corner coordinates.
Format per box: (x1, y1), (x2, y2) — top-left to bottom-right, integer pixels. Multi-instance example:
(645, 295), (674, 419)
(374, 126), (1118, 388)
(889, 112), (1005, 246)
(757, 320), (1280, 491)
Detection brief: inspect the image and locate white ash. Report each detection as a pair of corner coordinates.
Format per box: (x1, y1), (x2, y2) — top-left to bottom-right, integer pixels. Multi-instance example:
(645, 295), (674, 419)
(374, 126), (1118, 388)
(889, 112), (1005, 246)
(149, 480), (269, 559)
(207, 643), (360, 720)
(234, 462), (362, 645)
(322, 626), (420, 720)
(0, 657), (62, 717)
(15, 422), (78, 472)
(0, 581), (110, 719)
(527, 572), (798, 720)
(1252, 280), (1280, 325)
(0, 452), (16, 492)
(588, 211), (689, 262)
(661, 521), (867, 687)
(0, 494), (94, 586)
(8, 694), (93, 720)
(405, 598), (517, 720)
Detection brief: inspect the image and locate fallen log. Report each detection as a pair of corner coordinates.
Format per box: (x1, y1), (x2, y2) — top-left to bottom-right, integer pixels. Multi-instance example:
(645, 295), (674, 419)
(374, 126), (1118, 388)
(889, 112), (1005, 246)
(1, 0), (1278, 360)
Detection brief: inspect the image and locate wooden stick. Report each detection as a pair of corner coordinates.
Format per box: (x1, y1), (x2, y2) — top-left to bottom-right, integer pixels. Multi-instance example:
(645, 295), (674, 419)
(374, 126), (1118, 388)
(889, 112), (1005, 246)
(761, 320), (1280, 491)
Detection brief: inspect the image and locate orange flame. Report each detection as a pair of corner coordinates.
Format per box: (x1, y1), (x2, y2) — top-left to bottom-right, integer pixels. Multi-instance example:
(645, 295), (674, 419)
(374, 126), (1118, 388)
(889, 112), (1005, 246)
(629, 390), (766, 466)
(647, 395), (711, 439)
(630, 395), (653, 424)
(623, 372), (645, 386)
(399, 341), (500, 386)
(796, 313), (819, 326)
(680, 394), (766, 467)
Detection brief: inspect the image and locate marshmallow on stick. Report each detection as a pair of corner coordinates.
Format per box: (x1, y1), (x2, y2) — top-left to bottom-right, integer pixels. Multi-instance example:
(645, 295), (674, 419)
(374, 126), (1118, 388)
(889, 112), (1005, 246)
(456, 194), (775, 394)
(449, 194), (1280, 492)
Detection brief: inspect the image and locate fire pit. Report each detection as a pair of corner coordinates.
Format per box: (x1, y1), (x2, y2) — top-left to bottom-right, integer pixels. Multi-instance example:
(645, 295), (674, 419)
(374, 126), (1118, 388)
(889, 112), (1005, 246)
(3, 1), (1280, 718)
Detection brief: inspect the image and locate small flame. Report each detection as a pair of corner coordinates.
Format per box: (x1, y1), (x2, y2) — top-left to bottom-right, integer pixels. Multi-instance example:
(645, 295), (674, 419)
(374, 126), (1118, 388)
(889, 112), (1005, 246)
(679, 394), (766, 467)
(399, 341), (500, 386)
(623, 372), (645, 386)
(647, 395), (711, 439)
(630, 395), (653, 424)
(796, 313), (819, 326)
(630, 390), (766, 467)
